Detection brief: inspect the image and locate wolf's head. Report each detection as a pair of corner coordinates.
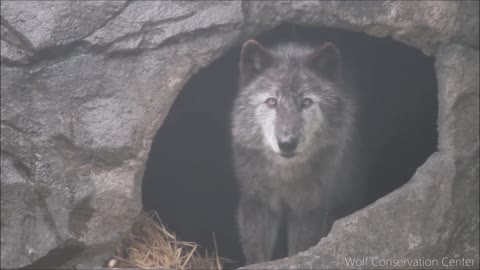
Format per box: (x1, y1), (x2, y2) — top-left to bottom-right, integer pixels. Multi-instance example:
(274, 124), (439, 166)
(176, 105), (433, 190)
(232, 40), (353, 162)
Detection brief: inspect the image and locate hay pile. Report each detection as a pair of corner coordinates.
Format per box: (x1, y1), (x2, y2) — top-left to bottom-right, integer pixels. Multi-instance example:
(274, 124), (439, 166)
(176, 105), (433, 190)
(108, 211), (227, 269)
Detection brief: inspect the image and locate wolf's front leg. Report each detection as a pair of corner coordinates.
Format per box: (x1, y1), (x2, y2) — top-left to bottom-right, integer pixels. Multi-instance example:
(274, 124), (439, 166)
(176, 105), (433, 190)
(287, 209), (329, 256)
(237, 197), (281, 265)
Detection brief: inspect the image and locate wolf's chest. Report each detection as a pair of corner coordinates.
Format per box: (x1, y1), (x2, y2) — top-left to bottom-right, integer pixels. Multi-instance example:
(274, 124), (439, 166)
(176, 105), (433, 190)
(269, 178), (324, 211)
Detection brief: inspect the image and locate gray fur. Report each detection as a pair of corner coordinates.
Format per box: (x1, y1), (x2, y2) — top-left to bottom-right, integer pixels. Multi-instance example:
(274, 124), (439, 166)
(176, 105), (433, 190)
(231, 40), (367, 265)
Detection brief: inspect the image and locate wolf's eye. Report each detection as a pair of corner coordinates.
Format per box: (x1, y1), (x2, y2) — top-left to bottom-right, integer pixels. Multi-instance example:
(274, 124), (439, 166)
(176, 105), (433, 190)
(265, 98), (277, 108)
(302, 98), (314, 108)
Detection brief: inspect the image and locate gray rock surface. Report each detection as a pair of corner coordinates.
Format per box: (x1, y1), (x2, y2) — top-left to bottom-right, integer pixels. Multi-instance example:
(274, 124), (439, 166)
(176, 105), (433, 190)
(1, 1), (478, 269)
(0, 1), (128, 49)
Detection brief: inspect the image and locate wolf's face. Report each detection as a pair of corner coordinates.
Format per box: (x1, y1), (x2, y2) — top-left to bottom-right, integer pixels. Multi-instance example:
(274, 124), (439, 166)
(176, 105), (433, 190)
(234, 40), (346, 162)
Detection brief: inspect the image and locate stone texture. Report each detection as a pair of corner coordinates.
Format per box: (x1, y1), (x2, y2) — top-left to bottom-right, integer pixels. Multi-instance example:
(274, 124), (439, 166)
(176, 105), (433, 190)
(1, 1), (242, 268)
(1, 25), (33, 64)
(0, 1), (128, 49)
(84, 1), (242, 52)
(244, 0), (479, 55)
(0, 0), (478, 269)
(0, 50), (199, 268)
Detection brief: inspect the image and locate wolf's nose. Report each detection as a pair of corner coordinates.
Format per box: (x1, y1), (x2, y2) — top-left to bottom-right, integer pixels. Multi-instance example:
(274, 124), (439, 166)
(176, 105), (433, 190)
(278, 138), (298, 153)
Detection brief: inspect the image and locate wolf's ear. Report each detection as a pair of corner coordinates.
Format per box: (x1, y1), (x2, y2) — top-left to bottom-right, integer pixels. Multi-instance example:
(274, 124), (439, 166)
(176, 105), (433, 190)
(306, 42), (341, 81)
(240, 40), (272, 81)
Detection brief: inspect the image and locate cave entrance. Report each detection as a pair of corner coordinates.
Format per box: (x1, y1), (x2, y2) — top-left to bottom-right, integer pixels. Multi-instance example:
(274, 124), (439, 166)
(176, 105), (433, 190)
(141, 24), (438, 268)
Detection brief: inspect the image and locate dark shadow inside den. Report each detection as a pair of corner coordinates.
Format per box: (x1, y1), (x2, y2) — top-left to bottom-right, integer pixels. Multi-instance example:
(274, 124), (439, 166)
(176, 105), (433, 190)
(141, 25), (438, 267)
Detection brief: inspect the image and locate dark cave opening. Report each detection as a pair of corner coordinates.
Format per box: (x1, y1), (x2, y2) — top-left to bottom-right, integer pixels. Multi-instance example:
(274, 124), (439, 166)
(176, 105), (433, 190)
(141, 24), (438, 267)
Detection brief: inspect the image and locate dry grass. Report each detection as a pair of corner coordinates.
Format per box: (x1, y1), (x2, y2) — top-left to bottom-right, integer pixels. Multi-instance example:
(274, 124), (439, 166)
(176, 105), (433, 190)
(109, 211), (228, 269)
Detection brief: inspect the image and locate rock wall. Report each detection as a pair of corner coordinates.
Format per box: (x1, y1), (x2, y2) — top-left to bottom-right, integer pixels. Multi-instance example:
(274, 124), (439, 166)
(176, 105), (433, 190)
(1, 1), (478, 269)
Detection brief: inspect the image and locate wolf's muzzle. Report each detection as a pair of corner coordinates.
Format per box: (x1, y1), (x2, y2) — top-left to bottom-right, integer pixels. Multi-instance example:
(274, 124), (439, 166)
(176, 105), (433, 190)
(278, 137), (298, 155)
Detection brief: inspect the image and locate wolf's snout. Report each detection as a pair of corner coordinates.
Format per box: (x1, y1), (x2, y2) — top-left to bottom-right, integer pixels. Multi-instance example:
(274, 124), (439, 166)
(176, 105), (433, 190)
(278, 137), (298, 154)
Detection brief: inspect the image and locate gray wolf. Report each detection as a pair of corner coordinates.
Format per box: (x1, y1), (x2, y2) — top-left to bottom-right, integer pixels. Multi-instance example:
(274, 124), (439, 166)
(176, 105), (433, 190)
(230, 39), (366, 264)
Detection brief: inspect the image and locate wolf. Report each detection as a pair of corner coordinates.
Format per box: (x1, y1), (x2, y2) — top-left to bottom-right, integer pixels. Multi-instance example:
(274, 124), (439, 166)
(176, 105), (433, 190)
(230, 39), (367, 265)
